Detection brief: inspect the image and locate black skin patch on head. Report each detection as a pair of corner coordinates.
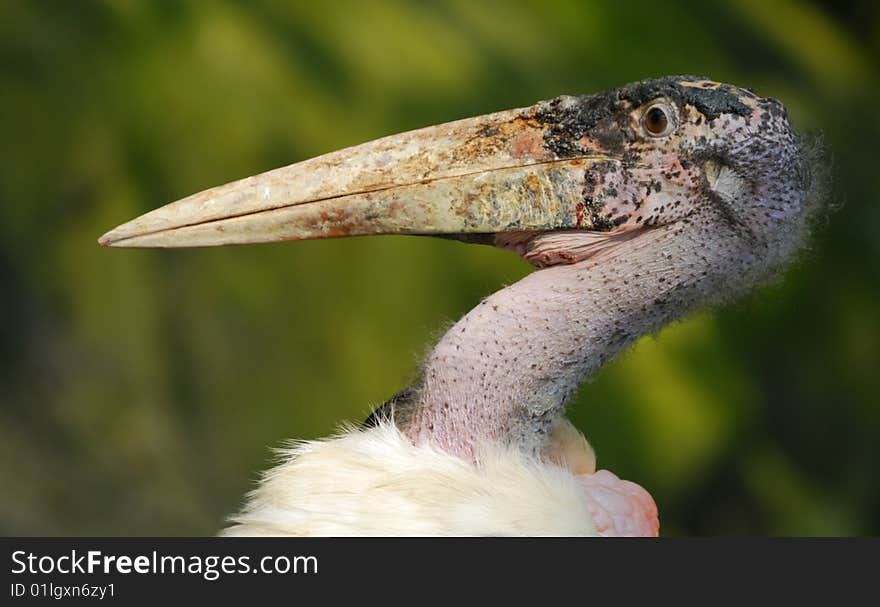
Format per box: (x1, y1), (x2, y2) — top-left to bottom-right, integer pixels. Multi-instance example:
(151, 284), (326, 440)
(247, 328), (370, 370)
(592, 123), (626, 155)
(535, 75), (754, 159)
(534, 92), (621, 158)
(618, 75), (752, 121)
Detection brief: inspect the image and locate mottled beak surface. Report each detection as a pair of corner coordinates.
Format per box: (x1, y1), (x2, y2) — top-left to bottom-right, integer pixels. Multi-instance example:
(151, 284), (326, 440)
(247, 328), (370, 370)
(99, 108), (614, 248)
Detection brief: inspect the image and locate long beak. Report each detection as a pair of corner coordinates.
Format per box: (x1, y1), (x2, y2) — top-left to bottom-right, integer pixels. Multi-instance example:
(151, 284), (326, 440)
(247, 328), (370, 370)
(99, 107), (612, 248)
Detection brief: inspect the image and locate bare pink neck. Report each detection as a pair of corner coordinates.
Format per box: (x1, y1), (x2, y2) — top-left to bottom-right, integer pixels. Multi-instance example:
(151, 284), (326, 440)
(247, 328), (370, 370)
(400, 221), (759, 457)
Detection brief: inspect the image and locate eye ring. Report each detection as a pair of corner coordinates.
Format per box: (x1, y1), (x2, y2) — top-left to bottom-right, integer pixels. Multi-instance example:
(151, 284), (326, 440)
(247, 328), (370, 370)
(641, 102), (675, 138)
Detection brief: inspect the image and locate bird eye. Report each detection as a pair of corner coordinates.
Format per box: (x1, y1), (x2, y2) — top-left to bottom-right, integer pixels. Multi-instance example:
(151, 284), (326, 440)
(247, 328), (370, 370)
(641, 103), (673, 137)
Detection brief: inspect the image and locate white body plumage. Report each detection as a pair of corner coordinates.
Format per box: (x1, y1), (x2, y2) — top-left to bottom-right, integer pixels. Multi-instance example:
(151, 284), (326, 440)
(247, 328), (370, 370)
(222, 420), (656, 536)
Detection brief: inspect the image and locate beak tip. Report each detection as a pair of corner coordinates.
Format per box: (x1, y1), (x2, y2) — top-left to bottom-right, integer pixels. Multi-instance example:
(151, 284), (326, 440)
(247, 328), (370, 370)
(98, 227), (135, 248)
(98, 231), (119, 247)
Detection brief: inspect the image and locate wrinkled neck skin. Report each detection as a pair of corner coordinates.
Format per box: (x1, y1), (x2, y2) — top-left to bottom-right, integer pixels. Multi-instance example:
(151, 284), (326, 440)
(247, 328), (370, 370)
(399, 214), (765, 459)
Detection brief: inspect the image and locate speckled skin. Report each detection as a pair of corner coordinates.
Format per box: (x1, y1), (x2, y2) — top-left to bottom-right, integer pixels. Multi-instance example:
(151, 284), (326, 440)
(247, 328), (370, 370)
(397, 76), (825, 458)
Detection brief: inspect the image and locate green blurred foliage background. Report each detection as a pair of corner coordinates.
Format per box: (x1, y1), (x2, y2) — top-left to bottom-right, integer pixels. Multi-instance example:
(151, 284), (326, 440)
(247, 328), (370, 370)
(1, 0), (878, 536)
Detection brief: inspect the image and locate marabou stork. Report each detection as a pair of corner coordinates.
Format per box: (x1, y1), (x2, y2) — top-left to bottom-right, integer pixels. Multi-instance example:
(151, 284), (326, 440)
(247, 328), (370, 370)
(100, 76), (826, 536)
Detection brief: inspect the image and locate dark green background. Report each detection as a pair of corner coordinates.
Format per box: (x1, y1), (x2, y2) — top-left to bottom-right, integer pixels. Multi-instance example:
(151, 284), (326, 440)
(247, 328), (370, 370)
(2, 1), (877, 535)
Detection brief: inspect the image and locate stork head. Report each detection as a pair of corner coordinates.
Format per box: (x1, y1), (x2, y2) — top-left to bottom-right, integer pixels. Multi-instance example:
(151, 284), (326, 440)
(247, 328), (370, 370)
(494, 77), (827, 292)
(100, 75), (825, 291)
